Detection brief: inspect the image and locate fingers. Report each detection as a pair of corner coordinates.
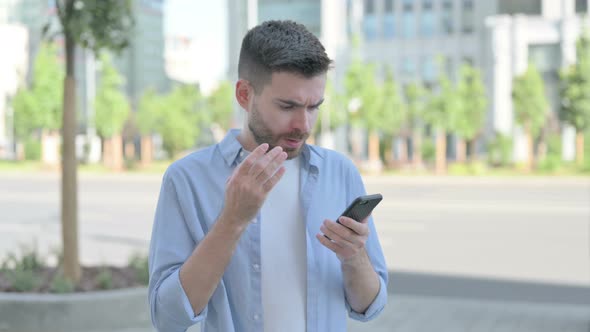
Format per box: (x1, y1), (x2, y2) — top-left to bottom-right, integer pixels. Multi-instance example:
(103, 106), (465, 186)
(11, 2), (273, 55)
(262, 166), (286, 192)
(316, 233), (344, 252)
(254, 148), (288, 182)
(237, 143), (269, 176)
(338, 216), (370, 235)
(321, 219), (366, 248)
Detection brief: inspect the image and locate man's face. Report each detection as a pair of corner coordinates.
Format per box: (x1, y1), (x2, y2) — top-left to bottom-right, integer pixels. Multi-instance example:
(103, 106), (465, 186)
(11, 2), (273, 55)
(247, 71), (326, 159)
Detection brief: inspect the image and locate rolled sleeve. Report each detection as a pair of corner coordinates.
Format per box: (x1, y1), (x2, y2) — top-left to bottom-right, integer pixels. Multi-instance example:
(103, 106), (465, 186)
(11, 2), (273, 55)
(155, 269), (207, 326)
(346, 274), (388, 321)
(149, 168), (208, 331)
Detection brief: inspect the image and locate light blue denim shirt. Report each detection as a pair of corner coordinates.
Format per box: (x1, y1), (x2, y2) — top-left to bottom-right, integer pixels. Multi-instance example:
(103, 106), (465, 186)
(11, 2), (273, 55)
(148, 129), (388, 332)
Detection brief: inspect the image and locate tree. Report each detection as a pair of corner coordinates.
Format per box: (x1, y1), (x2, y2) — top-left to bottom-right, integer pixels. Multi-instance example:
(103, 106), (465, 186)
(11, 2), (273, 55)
(424, 64), (460, 174)
(94, 53), (130, 171)
(12, 43), (63, 164)
(452, 64), (488, 163)
(343, 58), (383, 168)
(512, 64), (548, 171)
(52, 0), (133, 282)
(158, 84), (203, 158)
(137, 88), (164, 166)
(378, 68), (407, 166)
(404, 82), (427, 167)
(314, 79), (346, 137)
(206, 81), (234, 142)
(560, 31), (590, 166)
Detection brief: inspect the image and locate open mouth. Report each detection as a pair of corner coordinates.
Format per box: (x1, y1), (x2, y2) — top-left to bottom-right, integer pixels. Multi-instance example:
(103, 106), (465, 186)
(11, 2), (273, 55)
(283, 138), (303, 149)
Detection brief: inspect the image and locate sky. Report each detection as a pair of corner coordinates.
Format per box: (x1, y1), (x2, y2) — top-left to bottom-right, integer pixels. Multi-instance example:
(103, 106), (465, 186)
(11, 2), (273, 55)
(164, 0), (229, 93)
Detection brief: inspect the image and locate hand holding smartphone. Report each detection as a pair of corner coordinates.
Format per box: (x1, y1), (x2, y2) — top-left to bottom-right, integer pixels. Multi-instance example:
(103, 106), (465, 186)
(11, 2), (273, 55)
(338, 194), (383, 223)
(323, 194), (383, 241)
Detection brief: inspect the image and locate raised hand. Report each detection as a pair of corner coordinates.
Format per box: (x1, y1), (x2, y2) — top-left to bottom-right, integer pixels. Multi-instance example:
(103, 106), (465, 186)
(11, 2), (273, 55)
(220, 143), (288, 230)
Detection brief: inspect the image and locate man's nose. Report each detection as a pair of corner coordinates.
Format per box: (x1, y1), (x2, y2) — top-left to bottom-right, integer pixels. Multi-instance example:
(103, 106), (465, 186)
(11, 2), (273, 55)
(292, 109), (311, 133)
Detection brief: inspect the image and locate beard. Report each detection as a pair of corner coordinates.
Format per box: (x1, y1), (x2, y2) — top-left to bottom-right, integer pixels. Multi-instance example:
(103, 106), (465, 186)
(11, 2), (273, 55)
(248, 103), (309, 159)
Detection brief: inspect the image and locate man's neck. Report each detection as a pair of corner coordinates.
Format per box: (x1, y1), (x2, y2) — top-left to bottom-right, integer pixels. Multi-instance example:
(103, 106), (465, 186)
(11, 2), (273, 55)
(236, 129), (257, 152)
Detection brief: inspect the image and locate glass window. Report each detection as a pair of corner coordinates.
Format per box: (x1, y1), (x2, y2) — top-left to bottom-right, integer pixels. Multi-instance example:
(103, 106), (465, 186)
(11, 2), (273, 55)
(365, 0), (375, 14)
(422, 0), (433, 10)
(498, 0), (541, 15)
(528, 44), (561, 72)
(421, 9), (436, 37)
(385, 0), (395, 13)
(461, 0), (474, 34)
(402, 12), (415, 38)
(402, 57), (417, 77)
(422, 56), (436, 82)
(363, 15), (378, 41)
(441, 0), (454, 35)
(403, 0), (413, 11)
(576, 0), (588, 14)
(383, 14), (395, 39)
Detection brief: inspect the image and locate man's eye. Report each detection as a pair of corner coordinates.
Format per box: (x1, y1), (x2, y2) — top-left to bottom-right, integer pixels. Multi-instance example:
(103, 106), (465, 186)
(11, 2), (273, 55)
(280, 105), (294, 110)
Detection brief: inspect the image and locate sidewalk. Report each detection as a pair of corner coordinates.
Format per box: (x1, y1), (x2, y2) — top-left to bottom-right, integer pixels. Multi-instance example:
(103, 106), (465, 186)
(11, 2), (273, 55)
(106, 271), (590, 332)
(348, 293), (589, 332)
(99, 292), (589, 332)
(347, 271), (589, 332)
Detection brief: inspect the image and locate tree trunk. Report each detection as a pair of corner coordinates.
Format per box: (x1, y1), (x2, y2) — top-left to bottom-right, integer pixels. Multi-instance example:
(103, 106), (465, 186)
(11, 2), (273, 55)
(435, 129), (447, 174)
(124, 140), (135, 160)
(576, 131), (584, 166)
(104, 135), (123, 171)
(112, 134), (123, 171)
(524, 125), (533, 172)
(456, 137), (466, 163)
(141, 135), (153, 166)
(412, 129), (423, 167)
(369, 131), (380, 163)
(103, 137), (112, 168)
(384, 141), (394, 168)
(398, 136), (408, 164)
(61, 33), (80, 283)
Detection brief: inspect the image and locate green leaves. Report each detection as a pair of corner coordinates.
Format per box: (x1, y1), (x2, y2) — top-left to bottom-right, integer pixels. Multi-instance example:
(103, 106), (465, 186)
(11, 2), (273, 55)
(452, 65), (487, 140)
(378, 68), (406, 136)
(137, 84), (204, 157)
(512, 64), (548, 137)
(94, 52), (130, 138)
(424, 62), (459, 131)
(206, 81), (234, 130)
(343, 60), (405, 134)
(12, 43), (64, 138)
(560, 31), (590, 132)
(56, 0), (134, 55)
(315, 79), (346, 133)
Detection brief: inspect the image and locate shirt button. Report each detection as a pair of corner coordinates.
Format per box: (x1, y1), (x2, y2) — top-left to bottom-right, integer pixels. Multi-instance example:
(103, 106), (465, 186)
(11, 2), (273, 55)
(253, 314), (260, 321)
(253, 263), (260, 272)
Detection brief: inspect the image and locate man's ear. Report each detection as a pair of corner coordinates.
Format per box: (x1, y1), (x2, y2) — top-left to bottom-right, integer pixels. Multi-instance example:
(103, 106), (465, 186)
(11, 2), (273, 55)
(235, 79), (253, 111)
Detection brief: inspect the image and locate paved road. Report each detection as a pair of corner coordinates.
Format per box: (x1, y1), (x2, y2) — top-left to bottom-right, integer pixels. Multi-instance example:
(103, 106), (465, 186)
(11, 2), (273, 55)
(1, 172), (589, 331)
(1, 172), (588, 285)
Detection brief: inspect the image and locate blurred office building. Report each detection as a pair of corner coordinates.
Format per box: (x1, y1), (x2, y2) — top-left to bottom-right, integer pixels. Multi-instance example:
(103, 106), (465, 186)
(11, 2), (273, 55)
(0, 0), (170, 161)
(226, 0), (589, 162)
(0, 0), (36, 159)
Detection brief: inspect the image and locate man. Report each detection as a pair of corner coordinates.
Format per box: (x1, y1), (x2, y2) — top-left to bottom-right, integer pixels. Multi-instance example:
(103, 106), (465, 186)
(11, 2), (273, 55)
(148, 20), (388, 332)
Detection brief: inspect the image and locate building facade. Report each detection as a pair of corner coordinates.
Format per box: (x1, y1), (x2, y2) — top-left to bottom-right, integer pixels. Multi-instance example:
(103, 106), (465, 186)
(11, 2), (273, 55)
(226, 0), (590, 161)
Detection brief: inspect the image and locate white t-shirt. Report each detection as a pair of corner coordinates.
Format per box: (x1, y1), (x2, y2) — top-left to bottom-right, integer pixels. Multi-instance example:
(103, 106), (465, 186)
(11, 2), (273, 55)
(261, 156), (307, 331)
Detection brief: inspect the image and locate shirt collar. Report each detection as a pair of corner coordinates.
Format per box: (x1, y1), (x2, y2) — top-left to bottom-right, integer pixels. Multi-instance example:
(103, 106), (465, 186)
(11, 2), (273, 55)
(217, 128), (322, 171)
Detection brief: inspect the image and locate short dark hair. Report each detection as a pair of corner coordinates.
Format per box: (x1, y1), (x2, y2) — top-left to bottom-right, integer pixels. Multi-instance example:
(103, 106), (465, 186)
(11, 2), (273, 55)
(238, 20), (332, 92)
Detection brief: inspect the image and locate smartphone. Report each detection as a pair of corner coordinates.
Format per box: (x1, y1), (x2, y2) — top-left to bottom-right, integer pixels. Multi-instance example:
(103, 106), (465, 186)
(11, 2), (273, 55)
(338, 194), (383, 223)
